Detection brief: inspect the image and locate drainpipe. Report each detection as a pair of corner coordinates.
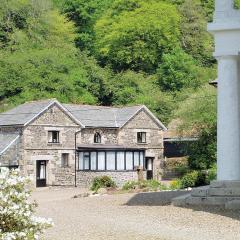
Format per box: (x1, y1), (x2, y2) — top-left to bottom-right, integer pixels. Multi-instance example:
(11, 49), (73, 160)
(74, 129), (82, 187)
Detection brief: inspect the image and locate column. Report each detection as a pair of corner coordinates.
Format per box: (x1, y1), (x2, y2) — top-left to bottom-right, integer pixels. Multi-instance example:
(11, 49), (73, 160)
(215, 0), (233, 12)
(217, 55), (240, 181)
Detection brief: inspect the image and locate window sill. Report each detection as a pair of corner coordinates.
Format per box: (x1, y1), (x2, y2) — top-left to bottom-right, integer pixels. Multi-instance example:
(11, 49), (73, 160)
(137, 142), (148, 145)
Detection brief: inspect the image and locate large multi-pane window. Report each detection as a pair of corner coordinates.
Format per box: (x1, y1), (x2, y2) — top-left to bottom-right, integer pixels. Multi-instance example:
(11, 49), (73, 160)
(78, 150), (144, 171)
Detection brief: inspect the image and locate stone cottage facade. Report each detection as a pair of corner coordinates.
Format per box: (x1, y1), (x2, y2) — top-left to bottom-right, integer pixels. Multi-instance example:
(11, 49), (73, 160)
(0, 99), (166, 187)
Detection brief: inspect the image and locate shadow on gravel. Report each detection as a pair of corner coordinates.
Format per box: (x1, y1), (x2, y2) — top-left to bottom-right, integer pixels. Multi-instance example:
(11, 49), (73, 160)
(179, 205), (240, 221)
(125, 190), (189, 206)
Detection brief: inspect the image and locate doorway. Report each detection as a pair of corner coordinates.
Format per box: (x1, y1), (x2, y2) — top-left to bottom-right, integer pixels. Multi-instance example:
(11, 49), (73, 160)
(36, 160), (47, 187)
(145, 157), (153, 180)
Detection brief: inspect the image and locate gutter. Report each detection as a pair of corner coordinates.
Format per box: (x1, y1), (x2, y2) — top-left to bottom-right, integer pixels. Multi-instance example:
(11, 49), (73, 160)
(74, 129), (82, 187)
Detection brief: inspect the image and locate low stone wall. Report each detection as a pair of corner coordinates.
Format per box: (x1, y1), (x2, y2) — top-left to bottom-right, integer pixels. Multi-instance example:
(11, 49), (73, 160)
(76, 171), (146, 188)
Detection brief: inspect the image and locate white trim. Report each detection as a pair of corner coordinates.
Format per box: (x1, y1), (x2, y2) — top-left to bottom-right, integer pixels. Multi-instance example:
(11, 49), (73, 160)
(24, 100), (85, 128)
(0, 135), (20, 155)
(120, 106), (167, 131)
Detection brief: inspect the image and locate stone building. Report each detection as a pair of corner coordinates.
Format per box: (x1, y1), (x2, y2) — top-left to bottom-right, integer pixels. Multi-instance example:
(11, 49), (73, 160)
(0, 99), (166, 187)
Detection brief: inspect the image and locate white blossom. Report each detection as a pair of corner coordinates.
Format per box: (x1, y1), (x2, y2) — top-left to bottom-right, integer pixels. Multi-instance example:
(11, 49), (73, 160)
(0, 169), (53, 240)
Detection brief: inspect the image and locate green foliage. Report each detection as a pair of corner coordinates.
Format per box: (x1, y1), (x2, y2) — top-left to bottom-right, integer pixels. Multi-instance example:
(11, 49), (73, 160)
(206, 164), (217, 184)
(235, 0), (240, 9)
(122, 180), (138, 190)
(90, 176), (116, 192)
(179, 170), (199, 188)
(0, 0), (218, 168)
(179, 0), (214, 66)
(178, 167), (216, 189)
(169, 179), (182, 190)
(94, 0), (180, 72)
(157, 48), (201, 92)
(122, 180), (167, 191)
(175, 86), (217, 170)
(60, 0), (114, 51)
(185, 125), (217, 170)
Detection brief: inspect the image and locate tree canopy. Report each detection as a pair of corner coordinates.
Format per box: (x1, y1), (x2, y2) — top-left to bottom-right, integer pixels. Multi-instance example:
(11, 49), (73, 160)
(0, 0), (217, 164)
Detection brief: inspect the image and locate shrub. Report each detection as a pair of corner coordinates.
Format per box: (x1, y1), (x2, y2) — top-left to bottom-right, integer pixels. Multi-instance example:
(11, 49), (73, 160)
(180, 170), (199, 188)
(122, 180), (138, 190)
(0, 168), (53, 240)
(169, 180), (182, 190)
(206, 165), (217, 184)
(90, 176), (116, 192)
(122, 179), (167, 191)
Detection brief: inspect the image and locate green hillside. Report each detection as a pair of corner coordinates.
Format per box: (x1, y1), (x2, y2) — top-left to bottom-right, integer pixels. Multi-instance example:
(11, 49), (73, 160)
(0, 0), (219, 168)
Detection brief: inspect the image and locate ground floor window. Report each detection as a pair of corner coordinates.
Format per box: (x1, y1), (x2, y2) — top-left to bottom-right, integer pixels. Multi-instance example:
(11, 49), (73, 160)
(78, 150), (145, 171)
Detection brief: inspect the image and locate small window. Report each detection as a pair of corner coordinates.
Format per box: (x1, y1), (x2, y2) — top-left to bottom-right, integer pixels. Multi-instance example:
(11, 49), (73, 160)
(137, 132), (146, 143)
(94, 132), (101, 143)
(48, 131), (59, 143)
(61, 153), (69, 167)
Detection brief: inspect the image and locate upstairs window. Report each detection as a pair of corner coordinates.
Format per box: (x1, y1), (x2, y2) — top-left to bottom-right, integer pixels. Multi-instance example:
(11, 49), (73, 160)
(137, 132), (146, 143)
(61, 153), (69, 167)
(94, 132), (101, 143)
(48, 131), (59, 143)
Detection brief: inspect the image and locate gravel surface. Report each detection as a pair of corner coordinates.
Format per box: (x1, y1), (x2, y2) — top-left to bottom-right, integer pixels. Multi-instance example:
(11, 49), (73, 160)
(33, 188), (240, 240)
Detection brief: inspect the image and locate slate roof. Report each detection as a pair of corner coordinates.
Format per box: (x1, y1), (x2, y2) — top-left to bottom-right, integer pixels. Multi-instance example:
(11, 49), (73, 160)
(0, 99), (167, 129)
(0, 132), (19, 154)
(0, 99), (55, 126)
(63, 104), (143, 128)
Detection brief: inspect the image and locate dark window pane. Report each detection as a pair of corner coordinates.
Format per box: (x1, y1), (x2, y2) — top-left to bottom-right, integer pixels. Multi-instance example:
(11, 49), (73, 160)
(94, 132), (101, 143)
(137, 132), (146, 143)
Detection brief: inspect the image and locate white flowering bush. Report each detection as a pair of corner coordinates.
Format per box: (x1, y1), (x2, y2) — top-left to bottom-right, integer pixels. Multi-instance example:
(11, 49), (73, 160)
(0, 168), (53, 240)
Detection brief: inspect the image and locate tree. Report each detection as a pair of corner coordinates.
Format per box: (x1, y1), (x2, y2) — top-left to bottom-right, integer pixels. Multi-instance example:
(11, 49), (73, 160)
(156, 48), (201, 92)
(0, 169), (53, 239)
(94, 0), (180, 72)
(179, 0), (214, 66)
(175, 86), (217, 170)
(59, 0), (114, 51)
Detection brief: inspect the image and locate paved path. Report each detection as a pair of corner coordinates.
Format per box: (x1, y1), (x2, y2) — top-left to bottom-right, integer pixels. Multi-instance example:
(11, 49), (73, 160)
(33, 188), (240, 240)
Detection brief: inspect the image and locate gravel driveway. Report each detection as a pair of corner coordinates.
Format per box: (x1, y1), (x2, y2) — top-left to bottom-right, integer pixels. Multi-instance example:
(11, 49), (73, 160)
(33, 188), (240, 240)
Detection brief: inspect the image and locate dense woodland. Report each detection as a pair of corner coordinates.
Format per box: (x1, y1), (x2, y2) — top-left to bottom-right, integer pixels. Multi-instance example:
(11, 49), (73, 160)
(1, 0), (237, 173)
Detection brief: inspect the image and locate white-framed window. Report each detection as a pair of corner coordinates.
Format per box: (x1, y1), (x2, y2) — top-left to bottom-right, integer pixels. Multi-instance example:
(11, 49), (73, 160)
(117, 151), (125, 170)
(137, 132), (146, 143)
(83, 152), (90, 170)
(78, 150), (144, 171)
(48, 131), (59, 143)
(134, 151), (140, 167)
(61, 153), (69, 167)
(91, 152), (97, 170)
(106, 151), (115, 170)
(98, 152), (105, 170)
(126, 152), (133, 170)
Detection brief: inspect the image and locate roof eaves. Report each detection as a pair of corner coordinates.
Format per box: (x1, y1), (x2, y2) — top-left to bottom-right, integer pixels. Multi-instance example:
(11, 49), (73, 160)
(119, 106), (144, 129)
(57, 101), (85, 128)
(142, 106), (167, 131)
(0, 135), (20, 155)
(23, 100), (85, 128)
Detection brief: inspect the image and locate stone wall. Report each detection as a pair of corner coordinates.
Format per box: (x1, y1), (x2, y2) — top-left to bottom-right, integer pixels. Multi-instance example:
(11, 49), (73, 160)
(3, 103), (165, 187)
(76, 170), (147, 188)
(22, 104), (80, 187)
(80, 128), (118, 145)
(119, 109), (164, 179)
